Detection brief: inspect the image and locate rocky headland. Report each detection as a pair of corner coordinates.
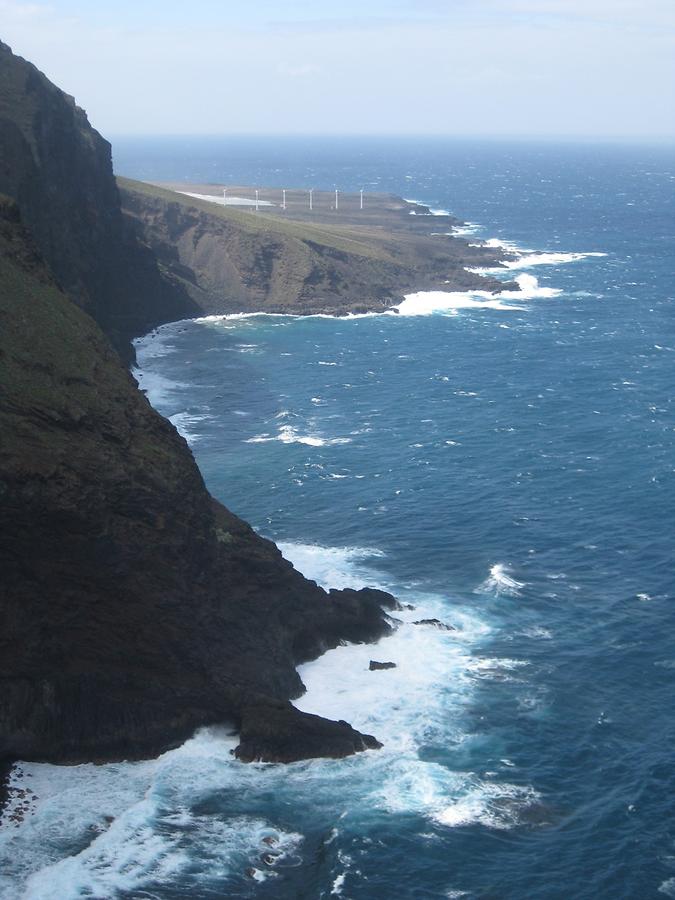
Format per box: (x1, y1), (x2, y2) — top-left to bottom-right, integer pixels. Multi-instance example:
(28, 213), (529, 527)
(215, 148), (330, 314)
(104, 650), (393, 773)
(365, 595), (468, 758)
(119, 178), (513, 321)
(0, 39), (513, 774)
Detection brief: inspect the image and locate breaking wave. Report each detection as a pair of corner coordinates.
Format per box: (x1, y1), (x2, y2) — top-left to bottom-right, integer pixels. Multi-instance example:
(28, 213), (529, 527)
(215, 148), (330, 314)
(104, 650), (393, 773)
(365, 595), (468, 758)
(475, 564), (526, 597)
(394, 273), (560, 316)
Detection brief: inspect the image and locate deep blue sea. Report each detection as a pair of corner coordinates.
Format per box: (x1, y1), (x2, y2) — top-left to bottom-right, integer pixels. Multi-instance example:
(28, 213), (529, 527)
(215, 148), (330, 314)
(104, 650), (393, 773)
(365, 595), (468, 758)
(2, 138), (674, 899)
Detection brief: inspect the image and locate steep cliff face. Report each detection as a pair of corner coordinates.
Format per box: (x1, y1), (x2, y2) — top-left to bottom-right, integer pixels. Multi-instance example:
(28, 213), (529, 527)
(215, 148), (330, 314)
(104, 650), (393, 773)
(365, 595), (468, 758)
(0, 44), (395, 765)
(0, 196), (395, 763)
(0, 41), (197, 359)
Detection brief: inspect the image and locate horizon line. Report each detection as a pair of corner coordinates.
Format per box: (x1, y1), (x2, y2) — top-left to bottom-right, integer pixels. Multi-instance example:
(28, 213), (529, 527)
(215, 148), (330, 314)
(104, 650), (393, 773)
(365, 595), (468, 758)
(108, 132), (675, 145)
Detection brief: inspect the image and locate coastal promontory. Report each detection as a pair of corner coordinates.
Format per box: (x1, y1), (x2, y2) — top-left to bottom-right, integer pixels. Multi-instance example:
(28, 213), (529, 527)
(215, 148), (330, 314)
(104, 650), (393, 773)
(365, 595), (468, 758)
(0, 39), (510, 769)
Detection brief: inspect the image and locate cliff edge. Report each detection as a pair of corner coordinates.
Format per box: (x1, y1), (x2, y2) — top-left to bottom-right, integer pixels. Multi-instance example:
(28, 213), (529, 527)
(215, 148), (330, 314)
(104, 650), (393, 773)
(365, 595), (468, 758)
(0, 40), (198, 360)
(0, 41), (396, 765)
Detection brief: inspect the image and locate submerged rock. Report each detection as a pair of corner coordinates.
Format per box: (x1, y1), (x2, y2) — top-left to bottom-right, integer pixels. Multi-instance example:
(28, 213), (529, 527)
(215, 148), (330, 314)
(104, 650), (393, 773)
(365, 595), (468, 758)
(413, 618), (457, 631)
(369, 660), (397, 671)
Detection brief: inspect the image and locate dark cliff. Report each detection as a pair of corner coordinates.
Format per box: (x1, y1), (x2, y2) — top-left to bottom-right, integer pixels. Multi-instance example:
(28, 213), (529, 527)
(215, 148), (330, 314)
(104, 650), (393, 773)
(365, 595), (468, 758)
(0, 41), (198, 360)
(0, 43), (396, 765)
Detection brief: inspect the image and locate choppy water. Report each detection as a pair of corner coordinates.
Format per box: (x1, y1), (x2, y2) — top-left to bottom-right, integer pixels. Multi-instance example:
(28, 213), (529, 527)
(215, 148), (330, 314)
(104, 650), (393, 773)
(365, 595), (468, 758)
(2, 139), (674, 899)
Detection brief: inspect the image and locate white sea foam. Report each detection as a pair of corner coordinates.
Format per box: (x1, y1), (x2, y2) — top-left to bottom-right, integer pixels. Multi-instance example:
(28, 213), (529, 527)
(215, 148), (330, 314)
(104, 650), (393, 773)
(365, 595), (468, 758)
(133, 328), (176, 360)
(132, 329), (190, 408)
(395, 292), (524, 315)
(331, 872), (347, 894)
(246, 425), (351, 447)
(474, 236), (529, 253)
(133, 368), (188, 408)
(169, 411), (212, 445)
(0, 732), (304, 900)
(467, 657), (528, 683)
(403, 198), (451, 216)
(469, 249), (607, 275)
(394, 273), (559, 316)
(433, 781), (541, 830)
(451, 222), (482, 236)
(188, 268), (559, 326)
(0, 544), (539, 897)
(475, 564), (526, 597)
(278, 542), (386, 591)
(281, 543), (542, 833)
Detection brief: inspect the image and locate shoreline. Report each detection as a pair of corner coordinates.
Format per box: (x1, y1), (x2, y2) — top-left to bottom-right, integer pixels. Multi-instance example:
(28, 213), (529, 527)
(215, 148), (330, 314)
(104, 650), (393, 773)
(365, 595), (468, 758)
(0, 760), (12, 822)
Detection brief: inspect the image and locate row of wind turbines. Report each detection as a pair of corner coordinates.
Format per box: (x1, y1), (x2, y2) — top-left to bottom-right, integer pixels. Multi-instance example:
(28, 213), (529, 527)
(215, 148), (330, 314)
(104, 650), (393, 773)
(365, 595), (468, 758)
(222, 187), (365, 212)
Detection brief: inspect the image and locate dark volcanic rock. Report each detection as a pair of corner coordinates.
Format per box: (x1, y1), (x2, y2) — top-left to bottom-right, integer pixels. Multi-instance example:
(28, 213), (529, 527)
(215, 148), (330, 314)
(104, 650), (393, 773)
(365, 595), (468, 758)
(0, 208), (394, 761)
(413, 619), (457, 631)
(234, 702), (381, 763)
(369, 661), (397, 671)
(0, 41), (198, 360)
(0, 44), (396, 767)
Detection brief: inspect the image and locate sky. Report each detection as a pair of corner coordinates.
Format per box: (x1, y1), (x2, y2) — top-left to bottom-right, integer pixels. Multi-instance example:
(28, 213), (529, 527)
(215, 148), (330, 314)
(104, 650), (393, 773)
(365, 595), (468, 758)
(1, 0), (674, 138)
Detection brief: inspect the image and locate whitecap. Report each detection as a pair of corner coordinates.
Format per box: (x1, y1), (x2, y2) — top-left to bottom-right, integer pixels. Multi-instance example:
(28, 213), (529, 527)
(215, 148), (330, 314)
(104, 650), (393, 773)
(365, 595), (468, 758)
(433, 781), (541, 830)
(521, 626), (553, 640)
(470, 249), (607, 274)
(245, 425), (351, 447)
(331, 872), (347, 895)
(451, 222), (482, 236)
(471, 236), (530, 254)
(467, 657), (528, 683)
(394, 291), (524, 316)
(393, 273), (559, 316)
(475, 564), (526, 597)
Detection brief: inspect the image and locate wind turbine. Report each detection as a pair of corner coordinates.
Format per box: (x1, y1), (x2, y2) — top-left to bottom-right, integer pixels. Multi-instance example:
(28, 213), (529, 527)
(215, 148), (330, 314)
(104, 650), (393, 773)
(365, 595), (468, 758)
(255, 189), (259, 212)
(360, 188), (364, 210)
(309, 188), (313, 211)
(282, 189), (286, 210)
(335, 188), (339, 211)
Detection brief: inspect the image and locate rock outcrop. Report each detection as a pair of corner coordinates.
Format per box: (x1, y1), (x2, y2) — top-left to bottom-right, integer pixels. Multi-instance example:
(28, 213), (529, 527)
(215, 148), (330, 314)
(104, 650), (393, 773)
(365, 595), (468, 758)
(0, 42), (395, 766)
(0, 40), (198, 361)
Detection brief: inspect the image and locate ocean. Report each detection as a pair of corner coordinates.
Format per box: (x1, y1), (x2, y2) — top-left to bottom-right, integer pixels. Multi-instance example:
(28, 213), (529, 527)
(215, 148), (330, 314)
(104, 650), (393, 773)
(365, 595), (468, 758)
(1, 137), (673, 899)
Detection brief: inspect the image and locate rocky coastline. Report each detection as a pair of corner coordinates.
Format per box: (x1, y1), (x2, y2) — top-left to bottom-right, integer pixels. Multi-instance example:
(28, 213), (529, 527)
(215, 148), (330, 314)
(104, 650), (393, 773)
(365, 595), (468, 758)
(0, 39), (515, 789)
(118, 177), (515, 327)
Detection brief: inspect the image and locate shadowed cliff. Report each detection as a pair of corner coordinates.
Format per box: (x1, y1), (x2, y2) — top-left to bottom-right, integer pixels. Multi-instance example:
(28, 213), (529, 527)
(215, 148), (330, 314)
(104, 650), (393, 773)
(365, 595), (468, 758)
(0, 42), (397, 765)
(0, 40), (199, 361)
